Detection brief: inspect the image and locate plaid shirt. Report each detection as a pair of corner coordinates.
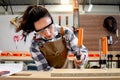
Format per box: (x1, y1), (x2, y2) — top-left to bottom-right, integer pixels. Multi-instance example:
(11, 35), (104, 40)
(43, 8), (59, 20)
(30, 24), (88, 71)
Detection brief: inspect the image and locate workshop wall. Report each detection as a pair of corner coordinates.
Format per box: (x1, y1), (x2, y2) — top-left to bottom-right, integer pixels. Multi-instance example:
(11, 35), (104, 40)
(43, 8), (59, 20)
(0, 15), (34, 51)
(0, 13), (73, 51)
(0, 14), (119, 51)
(80, 14), (120, 51)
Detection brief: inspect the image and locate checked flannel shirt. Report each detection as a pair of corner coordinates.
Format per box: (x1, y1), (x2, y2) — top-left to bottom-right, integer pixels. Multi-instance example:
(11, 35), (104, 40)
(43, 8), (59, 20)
(30, 24), (88, 71)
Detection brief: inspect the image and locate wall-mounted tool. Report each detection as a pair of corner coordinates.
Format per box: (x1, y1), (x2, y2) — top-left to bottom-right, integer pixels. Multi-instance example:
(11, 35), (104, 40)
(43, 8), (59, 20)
(10, 17), (19, 29)
(102, 37), (108, 55)
(13, 35), (19, 49)
(10, 16), (22, 30)
(107, 35), (113, 45)
(58, 16), (61, 26)
(115, 54), (120, 68)
(78, 28), (83, 47)
(103, 16), (118, 37)
(73, 0), (80, 34)
(99, 37), (108, 69)
(66, 16), (68, 27)
(107, 54), (113, 68)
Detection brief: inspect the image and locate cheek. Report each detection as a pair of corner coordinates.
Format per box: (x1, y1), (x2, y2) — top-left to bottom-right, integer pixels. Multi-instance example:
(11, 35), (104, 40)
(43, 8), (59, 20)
(51, 28), (54, 34)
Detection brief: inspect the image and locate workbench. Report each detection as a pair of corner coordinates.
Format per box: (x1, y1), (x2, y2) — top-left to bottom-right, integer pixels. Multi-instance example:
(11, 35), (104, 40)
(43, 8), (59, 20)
(0, 69), (120, 80)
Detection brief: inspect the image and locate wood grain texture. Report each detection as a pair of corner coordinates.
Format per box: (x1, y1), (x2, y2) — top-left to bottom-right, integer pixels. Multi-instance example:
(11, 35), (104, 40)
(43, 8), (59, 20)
(79, 15), (120, 51)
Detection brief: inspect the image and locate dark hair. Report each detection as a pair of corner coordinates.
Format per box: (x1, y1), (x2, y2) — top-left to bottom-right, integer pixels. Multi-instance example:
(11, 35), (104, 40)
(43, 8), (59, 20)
(16, 5), (53, 34)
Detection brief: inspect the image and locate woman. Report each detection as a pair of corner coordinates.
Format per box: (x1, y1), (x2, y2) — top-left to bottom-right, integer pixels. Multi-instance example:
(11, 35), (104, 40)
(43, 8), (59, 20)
(17, 5), (88, 71)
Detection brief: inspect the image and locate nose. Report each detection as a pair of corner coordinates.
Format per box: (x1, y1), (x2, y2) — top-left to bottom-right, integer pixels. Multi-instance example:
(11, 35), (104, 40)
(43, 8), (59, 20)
(44, 28), (51, 35)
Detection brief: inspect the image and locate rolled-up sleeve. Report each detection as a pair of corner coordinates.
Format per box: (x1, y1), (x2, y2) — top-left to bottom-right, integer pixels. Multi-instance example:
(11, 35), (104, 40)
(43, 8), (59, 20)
(64, 28), (88, 67)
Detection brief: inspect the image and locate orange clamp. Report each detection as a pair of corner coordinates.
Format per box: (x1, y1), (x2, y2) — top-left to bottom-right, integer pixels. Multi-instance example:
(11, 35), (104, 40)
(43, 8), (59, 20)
(78, 28), (83, 47)
(102, 37), (108, 54)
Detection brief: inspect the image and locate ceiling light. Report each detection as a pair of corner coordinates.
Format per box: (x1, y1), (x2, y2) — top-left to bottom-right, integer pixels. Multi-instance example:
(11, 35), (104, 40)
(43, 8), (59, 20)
(87, 0), (93, 12)
(88, 4), (93, 12)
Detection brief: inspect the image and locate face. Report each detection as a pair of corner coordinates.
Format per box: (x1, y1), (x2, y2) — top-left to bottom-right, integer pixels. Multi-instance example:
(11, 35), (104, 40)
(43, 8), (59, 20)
(34, 17), (54, 39)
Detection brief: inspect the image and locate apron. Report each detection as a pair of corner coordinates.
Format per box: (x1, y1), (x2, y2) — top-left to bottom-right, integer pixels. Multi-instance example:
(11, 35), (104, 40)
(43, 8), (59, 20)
(39, 36), (68, 68)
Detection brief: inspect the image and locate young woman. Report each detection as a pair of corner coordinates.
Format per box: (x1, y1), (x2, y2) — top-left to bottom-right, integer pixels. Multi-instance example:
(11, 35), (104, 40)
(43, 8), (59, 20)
(17, 5), (88, 71)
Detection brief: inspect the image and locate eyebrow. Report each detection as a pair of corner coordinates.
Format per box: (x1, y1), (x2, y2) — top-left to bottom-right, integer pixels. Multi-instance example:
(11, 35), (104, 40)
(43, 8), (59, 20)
(35, 21), (53, 32)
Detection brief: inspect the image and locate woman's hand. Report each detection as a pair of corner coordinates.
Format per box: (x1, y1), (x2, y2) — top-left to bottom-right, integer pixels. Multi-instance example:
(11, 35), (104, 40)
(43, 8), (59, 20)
(74, 54), (85, 68)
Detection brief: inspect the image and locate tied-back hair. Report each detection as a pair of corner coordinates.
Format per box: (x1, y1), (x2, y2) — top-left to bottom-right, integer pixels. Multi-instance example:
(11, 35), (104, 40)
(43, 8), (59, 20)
(16, 5), (53, 35)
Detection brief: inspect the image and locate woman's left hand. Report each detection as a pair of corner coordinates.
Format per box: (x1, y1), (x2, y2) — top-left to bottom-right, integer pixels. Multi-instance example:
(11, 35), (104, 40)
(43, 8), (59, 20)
(74, 54), (85, 68)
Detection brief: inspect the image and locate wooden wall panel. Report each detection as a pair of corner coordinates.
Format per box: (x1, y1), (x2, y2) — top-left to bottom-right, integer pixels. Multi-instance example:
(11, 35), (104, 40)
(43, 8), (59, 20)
(79, 15), (120, 51)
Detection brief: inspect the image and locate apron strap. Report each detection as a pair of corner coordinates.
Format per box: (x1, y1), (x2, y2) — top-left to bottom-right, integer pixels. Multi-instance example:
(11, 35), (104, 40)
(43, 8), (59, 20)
(60, 26), (64, 36)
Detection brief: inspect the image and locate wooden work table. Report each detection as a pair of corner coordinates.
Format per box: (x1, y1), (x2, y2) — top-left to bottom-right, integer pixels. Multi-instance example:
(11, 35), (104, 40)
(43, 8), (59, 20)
(0, 56), (32, 61)
(0, 56), (118, 62)
(0, 69), (120, 80)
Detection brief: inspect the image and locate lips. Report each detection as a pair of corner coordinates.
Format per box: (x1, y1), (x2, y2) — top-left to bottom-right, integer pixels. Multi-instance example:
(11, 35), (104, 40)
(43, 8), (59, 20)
(46, 35), (53, 39)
